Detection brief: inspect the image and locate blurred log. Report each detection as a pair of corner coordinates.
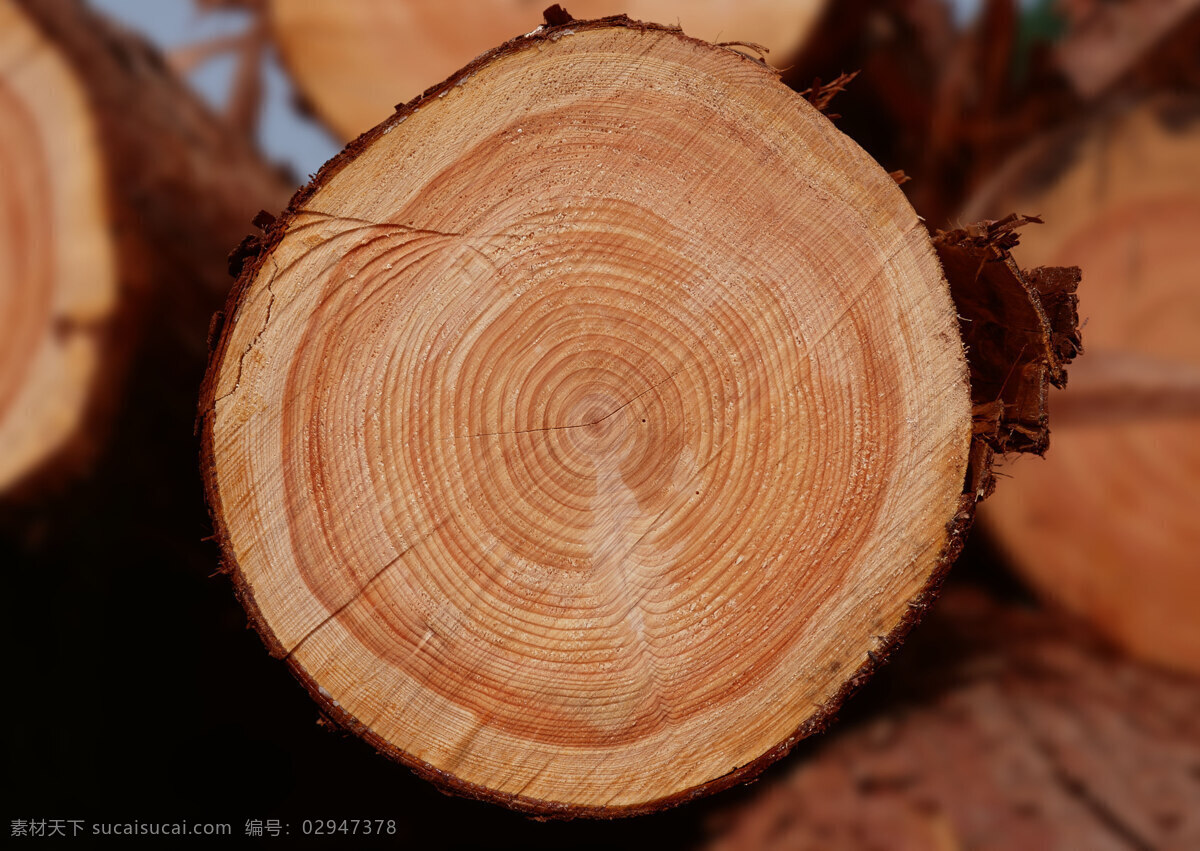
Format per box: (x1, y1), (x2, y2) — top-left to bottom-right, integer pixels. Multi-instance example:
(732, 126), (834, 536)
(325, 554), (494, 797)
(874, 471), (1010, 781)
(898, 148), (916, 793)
(782, 0), (1088, 229)
(259, 0), (825, 140)
(0, 0), (117, 495)
(780, 0), (953, 214)
(964, 94), (1200, 675)
(1056, 0), (1200, 99)
(705, 588), (1200, 851)
(0, 0), (289, 502)
(200, 12), (992, 815)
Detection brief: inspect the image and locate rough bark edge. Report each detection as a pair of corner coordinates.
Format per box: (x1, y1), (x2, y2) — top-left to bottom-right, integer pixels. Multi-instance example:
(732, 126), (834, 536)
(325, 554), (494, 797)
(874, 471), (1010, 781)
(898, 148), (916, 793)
(934, 214), (1082, 501)
(2, 0), (286, 506)
(798, 69), (860, 118)
(200, 8), (1008, 820)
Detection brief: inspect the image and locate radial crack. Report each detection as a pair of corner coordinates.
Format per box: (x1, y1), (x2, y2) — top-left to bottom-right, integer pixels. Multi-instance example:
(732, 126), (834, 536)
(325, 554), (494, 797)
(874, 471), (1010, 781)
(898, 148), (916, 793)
(283, 517), (450, 659)
(211, 257), (278, 408)
(294, 206), (519, 243)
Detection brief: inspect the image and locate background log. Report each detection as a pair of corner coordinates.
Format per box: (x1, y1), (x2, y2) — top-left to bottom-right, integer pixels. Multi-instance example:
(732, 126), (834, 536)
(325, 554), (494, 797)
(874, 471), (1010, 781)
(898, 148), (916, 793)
(705, 587), (1200, 851)
(3, 0), (295, 823)
(0, 0), (289, 503)
(965, 94), (1200, 676)
(259, 0), (826, 141)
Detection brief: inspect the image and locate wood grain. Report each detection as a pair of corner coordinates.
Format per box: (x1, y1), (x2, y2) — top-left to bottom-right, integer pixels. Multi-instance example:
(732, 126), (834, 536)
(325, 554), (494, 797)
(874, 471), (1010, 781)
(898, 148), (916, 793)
(203, 18), (972, 813)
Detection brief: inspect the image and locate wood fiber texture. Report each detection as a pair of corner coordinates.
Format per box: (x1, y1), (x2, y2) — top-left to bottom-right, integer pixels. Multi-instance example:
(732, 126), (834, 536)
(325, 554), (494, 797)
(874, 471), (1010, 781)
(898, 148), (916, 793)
(202, 14), (995, 814)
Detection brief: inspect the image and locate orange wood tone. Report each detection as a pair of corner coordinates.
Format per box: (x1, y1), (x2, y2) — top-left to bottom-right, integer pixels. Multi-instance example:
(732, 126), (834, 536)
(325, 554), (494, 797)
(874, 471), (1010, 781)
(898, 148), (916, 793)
(0, 0), (116, 493)
(203, 19), (972, 813)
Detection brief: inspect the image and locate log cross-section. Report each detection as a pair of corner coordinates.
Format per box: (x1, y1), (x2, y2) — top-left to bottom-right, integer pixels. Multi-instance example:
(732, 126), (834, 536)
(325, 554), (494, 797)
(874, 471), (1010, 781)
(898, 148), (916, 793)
(201, 17), (973, 814)
(0, 0), (116, 493)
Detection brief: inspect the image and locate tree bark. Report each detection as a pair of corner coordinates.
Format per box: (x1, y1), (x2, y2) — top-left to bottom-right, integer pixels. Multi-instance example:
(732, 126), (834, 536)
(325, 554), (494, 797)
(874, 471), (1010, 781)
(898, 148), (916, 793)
(965, 94), (1200, 676)
(259, 0), (825, 140)
(200, 12), (1073, 815)
(0, 0), (289, 502)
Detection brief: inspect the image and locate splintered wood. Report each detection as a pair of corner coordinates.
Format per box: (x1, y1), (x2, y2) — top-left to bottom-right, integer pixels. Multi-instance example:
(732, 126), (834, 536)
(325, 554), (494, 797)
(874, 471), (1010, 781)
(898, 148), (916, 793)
(202, 17), (977, 814)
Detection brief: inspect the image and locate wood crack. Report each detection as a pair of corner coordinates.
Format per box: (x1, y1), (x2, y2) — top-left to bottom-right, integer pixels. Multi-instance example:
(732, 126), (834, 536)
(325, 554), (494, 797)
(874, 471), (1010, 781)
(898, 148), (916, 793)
(294, 206), (518, 243)
(211, 257), (278, 408)
(283, 517), (450, 660)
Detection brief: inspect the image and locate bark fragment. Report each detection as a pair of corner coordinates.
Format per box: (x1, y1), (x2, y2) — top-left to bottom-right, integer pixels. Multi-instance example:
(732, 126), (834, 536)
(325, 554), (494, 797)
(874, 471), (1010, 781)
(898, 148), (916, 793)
(934, 215), (1081, 499)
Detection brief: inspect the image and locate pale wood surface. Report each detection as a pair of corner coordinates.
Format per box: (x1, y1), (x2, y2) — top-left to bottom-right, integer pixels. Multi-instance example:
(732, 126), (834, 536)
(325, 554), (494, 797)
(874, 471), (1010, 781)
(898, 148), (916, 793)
(205, 21), (971, 811)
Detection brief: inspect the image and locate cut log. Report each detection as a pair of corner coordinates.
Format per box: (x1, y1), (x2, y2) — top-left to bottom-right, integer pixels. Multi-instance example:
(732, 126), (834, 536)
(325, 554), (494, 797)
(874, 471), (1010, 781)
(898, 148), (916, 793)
(0, 0), (289, 501)
(261, 0), (825, 140)
(964, 95), (1200, 676)
(704, 588), (1200, 851)
(0, 0), (117, 495)
(201, 13), (1077, 814)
